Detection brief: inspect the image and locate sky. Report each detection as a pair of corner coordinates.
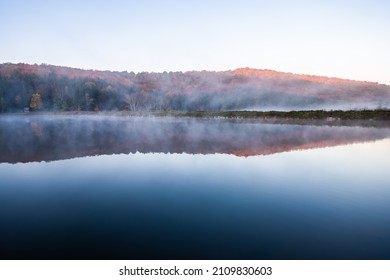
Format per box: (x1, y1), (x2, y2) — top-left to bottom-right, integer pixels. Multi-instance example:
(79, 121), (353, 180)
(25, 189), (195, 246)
(0, 0), (389, 84)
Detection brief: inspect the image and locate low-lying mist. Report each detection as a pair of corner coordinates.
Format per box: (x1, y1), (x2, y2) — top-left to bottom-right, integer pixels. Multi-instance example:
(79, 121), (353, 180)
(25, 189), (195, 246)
(1, 115), (390, 163)
(1, 63), (389, 113)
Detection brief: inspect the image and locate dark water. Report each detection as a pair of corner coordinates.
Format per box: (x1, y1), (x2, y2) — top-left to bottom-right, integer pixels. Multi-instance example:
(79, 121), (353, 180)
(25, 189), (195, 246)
(0, 115), (389, 259)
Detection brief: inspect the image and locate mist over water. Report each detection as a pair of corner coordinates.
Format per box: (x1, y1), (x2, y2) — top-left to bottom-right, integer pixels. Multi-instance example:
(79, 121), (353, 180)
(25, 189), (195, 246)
(1, 114), (390, 163)
(0, 115), (389, 259)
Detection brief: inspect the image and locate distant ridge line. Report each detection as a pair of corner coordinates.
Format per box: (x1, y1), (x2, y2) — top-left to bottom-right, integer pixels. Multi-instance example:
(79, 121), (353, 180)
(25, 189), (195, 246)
(0, 62), (386, 86)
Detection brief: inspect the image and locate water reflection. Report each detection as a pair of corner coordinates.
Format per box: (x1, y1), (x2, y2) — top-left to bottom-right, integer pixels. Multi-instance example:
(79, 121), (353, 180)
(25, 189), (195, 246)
(0, 115), (389, 260)
(1, 114), (390, 163)
(0, 140), (389, 259)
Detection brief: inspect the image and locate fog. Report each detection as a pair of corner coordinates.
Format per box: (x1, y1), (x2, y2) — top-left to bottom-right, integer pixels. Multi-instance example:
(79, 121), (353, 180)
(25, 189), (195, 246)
(1, 64), (389, 113)
(243, 102), (389, 112)
(1, 114), (390, 163)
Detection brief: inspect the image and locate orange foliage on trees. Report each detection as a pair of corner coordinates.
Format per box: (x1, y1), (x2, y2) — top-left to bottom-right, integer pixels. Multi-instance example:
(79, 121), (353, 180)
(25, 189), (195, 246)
(29, 93), (41, 111)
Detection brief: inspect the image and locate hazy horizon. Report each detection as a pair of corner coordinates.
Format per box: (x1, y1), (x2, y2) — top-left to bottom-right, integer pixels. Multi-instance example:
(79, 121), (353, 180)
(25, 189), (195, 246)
(1, 0), (389, 85)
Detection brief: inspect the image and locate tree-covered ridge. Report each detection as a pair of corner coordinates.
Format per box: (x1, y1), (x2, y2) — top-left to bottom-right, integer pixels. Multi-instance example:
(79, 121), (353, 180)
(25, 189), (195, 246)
(0, 63), (389, 113)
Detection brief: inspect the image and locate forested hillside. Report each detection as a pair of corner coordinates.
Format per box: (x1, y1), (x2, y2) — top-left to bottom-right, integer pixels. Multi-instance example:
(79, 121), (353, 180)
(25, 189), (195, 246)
(0, 63), (389, 112)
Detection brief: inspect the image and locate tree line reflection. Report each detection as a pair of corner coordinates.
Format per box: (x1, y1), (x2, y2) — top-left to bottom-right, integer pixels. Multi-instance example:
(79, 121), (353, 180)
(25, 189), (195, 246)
(1, 115), (389, 163)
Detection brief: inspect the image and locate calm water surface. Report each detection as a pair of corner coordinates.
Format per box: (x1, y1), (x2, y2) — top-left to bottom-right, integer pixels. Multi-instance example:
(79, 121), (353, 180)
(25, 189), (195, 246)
(0, 115), (389, 259)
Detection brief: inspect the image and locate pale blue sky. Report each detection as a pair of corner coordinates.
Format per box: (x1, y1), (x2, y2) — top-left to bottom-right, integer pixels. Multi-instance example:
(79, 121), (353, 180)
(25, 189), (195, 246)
(1, 0), (389, 84)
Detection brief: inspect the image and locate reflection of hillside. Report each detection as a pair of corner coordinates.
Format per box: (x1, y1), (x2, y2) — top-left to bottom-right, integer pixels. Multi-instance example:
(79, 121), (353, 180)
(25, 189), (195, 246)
(1, 116), (390, 163)
(230, 139), (376, 157)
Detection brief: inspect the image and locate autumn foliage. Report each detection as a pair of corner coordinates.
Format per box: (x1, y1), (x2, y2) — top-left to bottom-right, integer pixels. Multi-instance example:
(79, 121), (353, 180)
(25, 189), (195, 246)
(29, 93), (41, 111)
(0, 63), (389, 112)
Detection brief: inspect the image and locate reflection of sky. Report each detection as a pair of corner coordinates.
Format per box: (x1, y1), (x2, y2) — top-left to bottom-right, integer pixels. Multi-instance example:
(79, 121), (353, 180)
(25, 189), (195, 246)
(0, 139), (389, 259)
(1, 139), (389, 197)
(2, 115), (390, 163)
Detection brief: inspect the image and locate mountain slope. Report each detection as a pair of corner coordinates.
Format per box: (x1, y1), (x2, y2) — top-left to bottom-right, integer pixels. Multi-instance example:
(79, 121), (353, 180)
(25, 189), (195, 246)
(0, 63), (389, 112)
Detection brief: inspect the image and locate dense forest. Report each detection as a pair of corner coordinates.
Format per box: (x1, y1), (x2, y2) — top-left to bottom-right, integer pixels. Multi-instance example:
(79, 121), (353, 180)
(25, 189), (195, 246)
(0, 63), (389, 113)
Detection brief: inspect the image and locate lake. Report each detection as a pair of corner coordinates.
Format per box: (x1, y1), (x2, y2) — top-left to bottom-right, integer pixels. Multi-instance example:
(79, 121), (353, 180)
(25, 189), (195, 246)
(0, 114), (389, 259)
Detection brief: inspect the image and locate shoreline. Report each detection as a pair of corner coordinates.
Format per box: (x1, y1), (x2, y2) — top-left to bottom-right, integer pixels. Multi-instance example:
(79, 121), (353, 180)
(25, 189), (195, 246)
(1, 109), (390, 127)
